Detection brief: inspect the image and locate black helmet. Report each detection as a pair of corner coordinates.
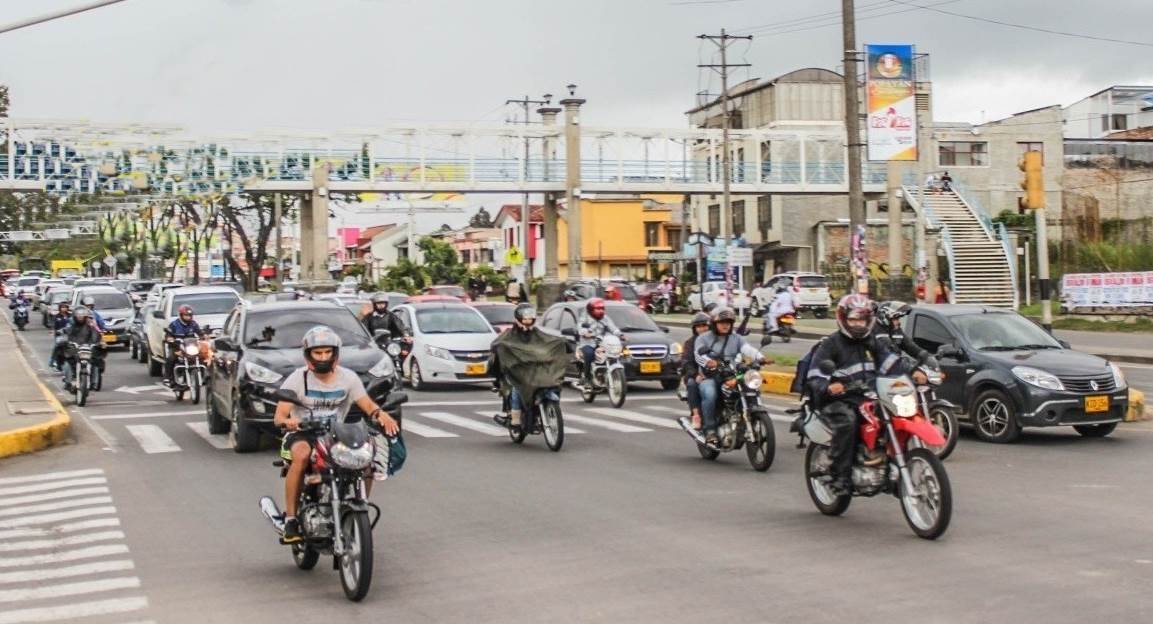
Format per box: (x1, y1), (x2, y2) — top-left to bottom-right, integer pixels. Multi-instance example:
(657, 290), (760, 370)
(690, 312), (710, 328)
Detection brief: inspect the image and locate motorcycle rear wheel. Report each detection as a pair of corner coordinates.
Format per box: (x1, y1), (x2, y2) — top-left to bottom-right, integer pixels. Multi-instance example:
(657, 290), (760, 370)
(508, 420), (527, 444)
(541, 403), (564, 452)
(925, 407), (959, 460)
(899, 448), (952, 540)
(292, 543), (319, 570)
(338, 511), (374, 602)
(805, 444), (850, 516)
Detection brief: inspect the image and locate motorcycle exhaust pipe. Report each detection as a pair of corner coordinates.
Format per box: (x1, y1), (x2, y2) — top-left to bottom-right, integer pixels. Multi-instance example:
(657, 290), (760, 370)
(258, 496), (285, 535)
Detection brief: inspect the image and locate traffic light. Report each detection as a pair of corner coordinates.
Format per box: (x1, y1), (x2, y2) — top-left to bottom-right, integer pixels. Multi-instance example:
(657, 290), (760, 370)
(1018, 150), (1044, 210)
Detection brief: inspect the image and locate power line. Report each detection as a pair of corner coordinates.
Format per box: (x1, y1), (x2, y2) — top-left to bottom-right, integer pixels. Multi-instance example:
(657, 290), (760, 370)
(886, 0), (1153, 48)
(734, 0), (960, 36)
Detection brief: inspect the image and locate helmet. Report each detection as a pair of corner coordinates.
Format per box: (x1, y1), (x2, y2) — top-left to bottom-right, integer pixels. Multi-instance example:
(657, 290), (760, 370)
(690, 312), (710, 328)
(586, 297), (606, 319)
(836, 294), (875, 341)
(82, 296), (96, 307)
(513, 303), (537, 329)
(301, 326), (342, 373)
(177, 304), (194, 319)
(371, 292), (389, 304)
(875, 300), (910, 330)
(711, 306), (737, 330)
(562, 289), (577, 301)
(73, 305), (91, 321)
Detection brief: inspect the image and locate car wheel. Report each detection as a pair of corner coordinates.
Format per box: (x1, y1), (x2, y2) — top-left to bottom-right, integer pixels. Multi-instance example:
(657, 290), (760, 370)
(147, 347), (163, 377)
(230, 393), (261, 453)
(661, 379), (679, 391)
(971, 388), (1021, 443)
(1074, 423), (1118, 438)
(408, 358), (425, 391)
(206, 382), (231, 435)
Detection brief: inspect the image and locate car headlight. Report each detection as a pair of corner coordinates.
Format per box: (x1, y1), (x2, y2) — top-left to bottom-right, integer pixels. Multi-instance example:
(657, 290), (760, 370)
(1012, 366), (1064, 391)
(329, 441), (373, 470)
(386, 342), (402, 357)
(670, 342), (683, 355)
(425, 345), (452, 360)
(369, 355), (395, 378)
(1109, 362), (1127, 390)
(244, 361), (284, 384)
(744, 370), (763, 390)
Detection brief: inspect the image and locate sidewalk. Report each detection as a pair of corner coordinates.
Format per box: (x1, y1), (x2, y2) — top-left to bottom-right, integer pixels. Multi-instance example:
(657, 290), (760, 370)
(0, 314), (71, 459)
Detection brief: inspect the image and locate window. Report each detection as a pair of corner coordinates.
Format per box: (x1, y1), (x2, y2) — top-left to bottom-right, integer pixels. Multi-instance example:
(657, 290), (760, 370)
(732, 200), (745, 235)
(735, 147), (745, 182)
(667, 228), (683, 250)
(1017, 142), (1044, 164)
(911, 315), (954, 354)
(938, 142), (987, 167)
(644, 222), (660, 247)
(708, 204), (720, 235)
(559, 308), (578, 333)
(757, 195), (772, 237)
(1112, 113), (1128, 132)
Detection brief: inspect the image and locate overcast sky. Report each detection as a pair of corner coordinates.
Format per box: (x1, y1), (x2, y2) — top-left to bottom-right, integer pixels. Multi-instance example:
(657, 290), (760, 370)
(2, 0), (1151, 228)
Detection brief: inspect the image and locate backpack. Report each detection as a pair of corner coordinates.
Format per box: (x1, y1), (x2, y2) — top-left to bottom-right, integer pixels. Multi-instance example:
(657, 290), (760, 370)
(791, 336), (827, 394)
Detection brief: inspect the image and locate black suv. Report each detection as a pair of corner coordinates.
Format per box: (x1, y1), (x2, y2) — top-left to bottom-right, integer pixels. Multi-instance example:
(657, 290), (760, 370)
(905, 305), (1129, 443)
(541, 300), (681, 389)
(205, 301), (400, 452)
(560, 279), (641, 305)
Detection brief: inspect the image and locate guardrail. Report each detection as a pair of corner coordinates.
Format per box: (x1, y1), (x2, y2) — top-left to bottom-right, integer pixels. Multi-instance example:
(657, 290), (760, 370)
(938, 225), (959, 304)
(995, 221), (1020, 310)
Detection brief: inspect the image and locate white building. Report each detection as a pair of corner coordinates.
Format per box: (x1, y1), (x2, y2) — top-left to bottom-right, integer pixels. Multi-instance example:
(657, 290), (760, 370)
(1063, 85), (1153, 139)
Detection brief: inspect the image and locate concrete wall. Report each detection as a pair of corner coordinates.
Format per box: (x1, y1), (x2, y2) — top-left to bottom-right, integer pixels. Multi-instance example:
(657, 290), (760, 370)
(1064, 167), (1153, 222)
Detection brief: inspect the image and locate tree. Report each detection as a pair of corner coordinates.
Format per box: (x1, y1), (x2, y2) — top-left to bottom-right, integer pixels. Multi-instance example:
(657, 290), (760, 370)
(377, 258), (427, 293)
(468, 206), (494, 228)
(438, 223), (453, 232)
(418, 236), (467, 285)
(217, 193), (299, 291)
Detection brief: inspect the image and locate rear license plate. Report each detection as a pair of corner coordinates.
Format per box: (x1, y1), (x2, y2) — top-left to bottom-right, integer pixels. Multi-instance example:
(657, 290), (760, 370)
(1085, 395), (1109, 413)
(465, 363), (487, 376)
(639, 361), (661, 374)
(102, 334), (117, 344)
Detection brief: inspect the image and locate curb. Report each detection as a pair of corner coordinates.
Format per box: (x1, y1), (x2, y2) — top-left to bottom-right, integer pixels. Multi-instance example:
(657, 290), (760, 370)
(0, 320), (72, 459)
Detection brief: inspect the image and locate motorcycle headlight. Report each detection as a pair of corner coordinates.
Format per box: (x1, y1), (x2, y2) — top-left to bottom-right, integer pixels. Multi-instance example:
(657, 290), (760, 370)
(425, 345), (452, 360)
(329, 441), (373, 470)
(891, 393), (918, 417)
(386, 342), (402, 357)
(183, 344), (200, 356)
(369, 355), (395, 378)
(244, 361), (283, 384)
(605, 344), (623, 358)
(1012, 366), (1064, 391)
(744, 370), (763, 390)
(670, 342), (683, 355)
(1109, 362), (1127, 390)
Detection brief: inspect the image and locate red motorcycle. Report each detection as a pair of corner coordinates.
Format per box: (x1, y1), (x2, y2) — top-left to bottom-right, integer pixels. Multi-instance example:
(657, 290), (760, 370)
(797, 360), (953, 540)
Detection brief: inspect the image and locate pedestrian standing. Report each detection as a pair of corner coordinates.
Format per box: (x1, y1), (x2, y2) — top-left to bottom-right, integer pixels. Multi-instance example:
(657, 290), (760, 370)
(940, 171), (953, 192)
(934, 280), (950, 304)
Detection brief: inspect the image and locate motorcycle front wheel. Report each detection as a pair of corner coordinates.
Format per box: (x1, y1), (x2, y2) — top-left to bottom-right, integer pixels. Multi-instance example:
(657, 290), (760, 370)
(541, 402), (564, 452)
(190, 379), (201, 405)
(338, 511), (374, 602)
(899, 448), (952, 540)
(804, 444), (850, 516)
(746, 412), (776, 472)
(76, 370), (89, 407)
(607, 368), (627, 408)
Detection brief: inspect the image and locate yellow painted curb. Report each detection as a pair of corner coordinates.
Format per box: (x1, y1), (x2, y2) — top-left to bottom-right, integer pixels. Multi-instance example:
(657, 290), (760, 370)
(760, 370), (797, 397)
(1127, 389), (1147, 423)
(0, 330), (72, 459)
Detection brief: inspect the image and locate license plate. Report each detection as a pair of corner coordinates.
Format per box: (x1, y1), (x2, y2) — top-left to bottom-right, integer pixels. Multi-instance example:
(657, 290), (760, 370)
(465, 363), (487, 376)
(639, 361), (661, 374)
(102, 334), (117, 344)
(1085, 395), (1109, 413)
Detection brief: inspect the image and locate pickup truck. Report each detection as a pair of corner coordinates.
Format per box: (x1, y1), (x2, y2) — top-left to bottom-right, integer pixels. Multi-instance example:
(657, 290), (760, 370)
(145, 286), (241, 376)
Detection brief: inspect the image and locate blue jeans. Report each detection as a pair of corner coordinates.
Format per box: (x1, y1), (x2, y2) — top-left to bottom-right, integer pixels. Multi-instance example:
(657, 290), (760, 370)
(509, 388), (524, 412)
(580, 345), (596, 379)
(698, 378), (720, 432)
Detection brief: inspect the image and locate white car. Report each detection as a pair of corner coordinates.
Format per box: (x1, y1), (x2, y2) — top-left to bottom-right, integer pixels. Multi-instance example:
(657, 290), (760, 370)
(751, 272), (831, 318)
(144, 282), (184, 306)
(145, 286), (241, 377)
(688, 281), (752, 313)
(391, 301), (497, 390)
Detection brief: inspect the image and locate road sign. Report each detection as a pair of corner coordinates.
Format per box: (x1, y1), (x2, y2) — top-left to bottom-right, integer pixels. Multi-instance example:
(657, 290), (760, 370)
(728, 247), (753, 267)
(647, 252), (683, 262)
(505, 246), (524, 266)
(91, 261), (101, 269)
(103, 255), (117, 268)
(707, 248), (727, 263)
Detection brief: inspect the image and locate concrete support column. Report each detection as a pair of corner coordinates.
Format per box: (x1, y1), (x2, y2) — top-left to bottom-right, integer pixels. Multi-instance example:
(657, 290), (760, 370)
(301, 162), (332, 284)
(561, 92), (586, 279)
(539, 106), (562, 282)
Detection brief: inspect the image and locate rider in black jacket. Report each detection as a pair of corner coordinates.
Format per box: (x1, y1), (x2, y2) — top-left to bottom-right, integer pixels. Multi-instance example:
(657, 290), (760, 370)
(361, 293), (407, 339)
(60, 306), (104, 392)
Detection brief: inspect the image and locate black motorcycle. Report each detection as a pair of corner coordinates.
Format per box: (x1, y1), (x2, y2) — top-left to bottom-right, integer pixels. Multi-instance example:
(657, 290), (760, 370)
(493, 382), (565, 451)
(677, 359), (776, 471)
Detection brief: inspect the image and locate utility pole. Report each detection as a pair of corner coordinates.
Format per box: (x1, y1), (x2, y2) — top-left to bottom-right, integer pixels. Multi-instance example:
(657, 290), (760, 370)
(698, 29), (752, 301)
(273, 192), (283, 290)
(506, 94), (551, 290)
(841, 0), (868, 294)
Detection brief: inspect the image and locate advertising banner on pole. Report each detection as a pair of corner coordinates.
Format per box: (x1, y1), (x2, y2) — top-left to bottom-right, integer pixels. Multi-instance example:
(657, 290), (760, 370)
(865, 44), (918, 162)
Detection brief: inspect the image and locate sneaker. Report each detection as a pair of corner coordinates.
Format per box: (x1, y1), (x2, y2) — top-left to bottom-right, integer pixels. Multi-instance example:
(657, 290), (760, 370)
(705, 430), (719, 446)
(281, 517), (303, 544)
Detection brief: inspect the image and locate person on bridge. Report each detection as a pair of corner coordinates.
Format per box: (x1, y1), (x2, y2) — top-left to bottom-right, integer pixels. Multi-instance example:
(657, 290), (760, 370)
(59, 306), (104, 393)
(577, 298), (623, 388)
(274, 326), (400, 545)
(694, 306), (764, 446)
(163, 305), (202, 388)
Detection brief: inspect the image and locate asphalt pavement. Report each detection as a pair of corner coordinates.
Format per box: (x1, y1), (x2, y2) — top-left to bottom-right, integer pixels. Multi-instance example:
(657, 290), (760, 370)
(3, 321), (1153, 623)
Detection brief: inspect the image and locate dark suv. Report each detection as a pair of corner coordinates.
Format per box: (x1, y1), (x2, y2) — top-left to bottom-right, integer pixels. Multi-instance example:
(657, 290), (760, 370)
(561, 279), (640, 306)
(905, 305), (1128, 443)
(541, 300), (681, 389)
(205, 302), (400, 452)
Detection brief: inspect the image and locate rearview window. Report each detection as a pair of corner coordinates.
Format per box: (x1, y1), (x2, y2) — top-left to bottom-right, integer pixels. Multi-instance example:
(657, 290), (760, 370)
(797, 276), (828, 288)
(172, 293), (240, 316)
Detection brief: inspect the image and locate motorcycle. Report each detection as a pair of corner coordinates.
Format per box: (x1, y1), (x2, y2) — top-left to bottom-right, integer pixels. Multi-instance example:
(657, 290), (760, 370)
(66, 342), (101, 407)
(798, 359), (953, 540)
(12, 302), (29, 331)
(677, 359), (776, 471)
(646, 291), (672, 315)
(373, 330), (411, 373)
(575, 332), (627, 407)
(166, 330), (208, 404)
(493, 383), (565, 451)
(908, 349), (960, 460)
(259, 385), (408, 602)
(759, 312), (796, 345)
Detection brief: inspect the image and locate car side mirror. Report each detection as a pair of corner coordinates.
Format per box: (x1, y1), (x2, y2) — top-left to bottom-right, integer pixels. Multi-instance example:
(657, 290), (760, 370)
(1057, 339), (1070, 349)
(560, 328), (577, 340)
(214, 337), (236, 352)
(152, 310), (164, 319)
(937, 344), (966, 361)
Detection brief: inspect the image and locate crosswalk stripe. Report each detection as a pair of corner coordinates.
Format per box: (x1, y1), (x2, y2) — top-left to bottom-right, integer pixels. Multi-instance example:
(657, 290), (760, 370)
(125, 425), (181, 454)
(419, 412), (506, 436)
(400, 420), (459, 438)
(0, 519), (120, 542)
(642, 405), (686, 416)
(0, 531), (126, 553)
(0, 544), (130, 569)
(0, 487), (110, 508)
(185, 422), (232, 449)
(0, 469), (103, 486)
(0, 507), (119, 530)
(0, 576), (141, 603)
(0, 497), (114, 519)
(90, 411), (199, 421)
(0, 596), (148, 624)
(586, 407), (680, 429)
(563, 414), (651, 433)
(0, 478), (107, 498)
(471, 412), (586, 434)
(0, 560), (134, 585)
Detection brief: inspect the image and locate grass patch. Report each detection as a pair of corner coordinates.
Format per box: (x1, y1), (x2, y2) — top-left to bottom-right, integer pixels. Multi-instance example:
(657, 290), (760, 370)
(763, 352), (800, 368)
(1051, 317), (1153, 333)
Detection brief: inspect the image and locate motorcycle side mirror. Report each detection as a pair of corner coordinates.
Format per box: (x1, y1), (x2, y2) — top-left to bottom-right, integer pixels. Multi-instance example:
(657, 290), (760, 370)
(1057, 339), (1071, 349)
(381, 392), (409, 412)
(270, 389), (303, 406)
(817, 360), (836, 376)
(658, 325), (670, 333)
(213, 337), (235, 352)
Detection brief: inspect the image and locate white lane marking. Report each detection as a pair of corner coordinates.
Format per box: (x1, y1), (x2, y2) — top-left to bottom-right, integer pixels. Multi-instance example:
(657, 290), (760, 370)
(0, 478), (107, 498)
(643, 405), (687, 416)
(0, 507), (119, 530)
(0, 560), (134, 585)
(0, 531), (125, 553)
(0, 469), (103, 486)
(586, 407), (680, 429)
(0, 518), (121, 542)
(0, 595), (148, 624)
(90, 410), (199, 421)
(125, 425), (181, 454)
(471, 413), (586, 434)
(0, 487), (110, 508)
(563, 414), (651, 433)
(399, 420), (458, 438)
(186, 422), (232, 449)
(0, 576), (141, 604)
(419, 412), (506, 436)
(0, 497), (114, 519)
(0, 544), (130, 569)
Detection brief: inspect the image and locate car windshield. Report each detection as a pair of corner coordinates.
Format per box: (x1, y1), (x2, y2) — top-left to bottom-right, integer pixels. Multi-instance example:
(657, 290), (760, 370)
(173, 293), (240, 316)
(952, 313), (1062, 351)
(110, 280), (130, 290)
(606, 306), (660, 332)
(610, 284), (639, 301)
(83, 292), (132, 310)
(245, 309), (370, 349)
(48, 290), (73, 303)
(415, 307), (493, 334)
(797, 276), (828, 288)
(17, 278), (39, 287)
(476, 305), (516, 325)
(128, 282), (155, 293)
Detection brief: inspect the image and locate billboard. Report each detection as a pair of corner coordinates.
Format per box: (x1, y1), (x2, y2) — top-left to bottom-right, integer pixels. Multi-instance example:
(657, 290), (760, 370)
(865, 44), (918, 161)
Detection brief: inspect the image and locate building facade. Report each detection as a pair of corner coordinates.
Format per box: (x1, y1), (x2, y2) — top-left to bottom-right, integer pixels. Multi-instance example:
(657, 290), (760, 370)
(1063, 86), (1153, 139)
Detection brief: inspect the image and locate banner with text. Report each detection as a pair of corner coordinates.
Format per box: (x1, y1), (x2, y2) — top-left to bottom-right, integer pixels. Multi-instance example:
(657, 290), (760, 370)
(865, 44), (918, 162)
(1061, 272), (1153, 308)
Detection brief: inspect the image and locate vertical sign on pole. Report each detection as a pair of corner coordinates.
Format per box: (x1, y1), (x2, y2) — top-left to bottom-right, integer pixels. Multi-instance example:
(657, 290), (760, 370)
(865, 44), (918, 162)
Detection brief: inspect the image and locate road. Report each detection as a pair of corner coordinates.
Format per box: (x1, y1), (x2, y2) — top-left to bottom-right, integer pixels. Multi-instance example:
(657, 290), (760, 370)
(4, 322), (1153, 623)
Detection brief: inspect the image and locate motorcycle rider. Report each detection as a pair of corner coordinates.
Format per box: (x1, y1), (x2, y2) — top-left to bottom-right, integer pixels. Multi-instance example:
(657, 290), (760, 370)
(361, 292), (407, 340)
(681, 312), (711, 430)
(60, 306), (103, 392)
(163, 305), (202, 388)
(694, 306), (765, 445)
(764, 283), (796, 340)
(274, 326), (400, 544)
(80, 295), (108, 331)
(806, 294), (908, 494)
(489, 303), (546, 431)
(48, 302), (73, 370)
(8, 291), (29, 325)
(577, 297), (623, 388)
